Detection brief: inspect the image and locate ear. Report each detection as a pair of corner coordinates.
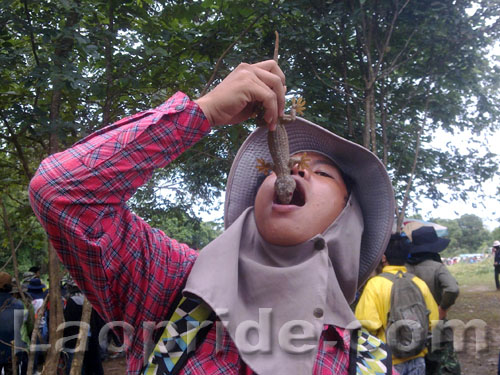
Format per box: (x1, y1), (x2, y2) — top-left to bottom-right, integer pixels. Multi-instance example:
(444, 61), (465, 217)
(381, 254), (387, 264)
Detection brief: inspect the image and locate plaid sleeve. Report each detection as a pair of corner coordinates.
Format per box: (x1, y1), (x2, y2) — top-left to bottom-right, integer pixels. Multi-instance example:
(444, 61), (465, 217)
(28, 92), (211, 331)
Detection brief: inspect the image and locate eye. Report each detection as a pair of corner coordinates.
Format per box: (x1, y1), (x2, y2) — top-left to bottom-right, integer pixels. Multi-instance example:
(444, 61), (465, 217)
(314, 170), (334, 178)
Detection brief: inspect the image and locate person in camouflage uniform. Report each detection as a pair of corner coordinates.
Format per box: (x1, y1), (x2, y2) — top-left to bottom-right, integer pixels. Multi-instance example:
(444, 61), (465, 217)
(424, 340), (460, 375)
(404, 225), (461, 375)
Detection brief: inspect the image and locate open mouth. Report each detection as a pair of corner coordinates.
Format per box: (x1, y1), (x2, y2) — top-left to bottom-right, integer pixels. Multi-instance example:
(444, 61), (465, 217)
(290, 187), (306, 206)
(274, 184), (306, 206)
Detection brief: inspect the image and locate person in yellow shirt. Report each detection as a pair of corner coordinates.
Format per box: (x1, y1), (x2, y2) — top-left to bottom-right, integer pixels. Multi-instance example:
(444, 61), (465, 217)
(355, 233), (439, 375)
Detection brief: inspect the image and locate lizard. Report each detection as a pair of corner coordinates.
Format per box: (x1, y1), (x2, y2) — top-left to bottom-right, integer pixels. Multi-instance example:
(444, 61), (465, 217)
(255, 31), (310, 205)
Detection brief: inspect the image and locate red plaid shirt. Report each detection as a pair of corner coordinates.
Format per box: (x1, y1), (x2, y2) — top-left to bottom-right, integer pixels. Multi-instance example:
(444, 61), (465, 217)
(29, 92), (352, 374)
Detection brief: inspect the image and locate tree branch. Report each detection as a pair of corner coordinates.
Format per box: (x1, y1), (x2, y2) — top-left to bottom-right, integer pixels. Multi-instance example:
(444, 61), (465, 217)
(200, 13), (263, 96)
(375, 0), (411, 77)
(312, 69), (363, 101)
(23, 0), (40, 66)
(1, 117), (34, 180)
(397, 96), (428, 230)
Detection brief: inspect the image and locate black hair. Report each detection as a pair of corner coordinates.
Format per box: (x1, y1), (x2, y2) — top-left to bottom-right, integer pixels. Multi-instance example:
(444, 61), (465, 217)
(340, 170), (354, 195)
(0, 284), (12, 293)
(385, 233), (410, 266)
(29, 266), (40, 273)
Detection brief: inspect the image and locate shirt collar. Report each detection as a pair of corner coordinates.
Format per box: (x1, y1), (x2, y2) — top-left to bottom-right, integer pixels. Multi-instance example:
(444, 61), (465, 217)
(382, 265), (407, 273)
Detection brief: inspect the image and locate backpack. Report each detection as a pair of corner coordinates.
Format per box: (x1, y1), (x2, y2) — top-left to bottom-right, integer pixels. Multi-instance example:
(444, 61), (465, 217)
(143, 295), (392, 375)
(380, 271), (430, 359)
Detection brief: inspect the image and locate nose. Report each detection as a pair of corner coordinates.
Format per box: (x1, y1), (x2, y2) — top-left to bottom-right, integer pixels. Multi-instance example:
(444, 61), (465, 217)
(291, 162), (309, 179)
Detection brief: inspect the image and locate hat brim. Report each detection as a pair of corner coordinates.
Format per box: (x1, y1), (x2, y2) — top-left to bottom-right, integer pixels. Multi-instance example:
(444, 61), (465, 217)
(224, 117), (395, 285)
(408, 237), (450, 254)
(28, 291), (46, 299)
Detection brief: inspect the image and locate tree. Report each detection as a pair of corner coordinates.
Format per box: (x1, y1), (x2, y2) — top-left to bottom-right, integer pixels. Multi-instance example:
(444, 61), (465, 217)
(434, 214), (491, 256)
(1, 0), (499, 319)
(491, 226), (500, 243)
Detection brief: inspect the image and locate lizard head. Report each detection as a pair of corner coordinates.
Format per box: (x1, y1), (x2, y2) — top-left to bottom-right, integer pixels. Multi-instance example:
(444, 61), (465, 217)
(274, 176), (296, 205)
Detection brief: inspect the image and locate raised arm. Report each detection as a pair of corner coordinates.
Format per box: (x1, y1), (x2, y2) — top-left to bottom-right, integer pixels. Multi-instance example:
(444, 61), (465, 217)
(29, 60), (286, 327)
(29, 92), (210, 326)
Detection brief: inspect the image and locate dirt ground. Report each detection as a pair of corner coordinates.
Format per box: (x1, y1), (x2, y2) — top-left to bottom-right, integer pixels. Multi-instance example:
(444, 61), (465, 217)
(101, 284), (500, 374)
(102, 355), (127, 375)
(446, 284), (500, 375)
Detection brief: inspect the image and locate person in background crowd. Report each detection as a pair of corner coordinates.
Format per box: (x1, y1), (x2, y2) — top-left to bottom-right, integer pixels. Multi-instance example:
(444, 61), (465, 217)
(9, 281), (33, 375)
(28, 266), (41, 280)
(27, 277), (48, 373)
(492, 240), (500, 290)
(0, 272), (27, 375)
(61, 277), (105, 375)
(405, 225), (460, 375)
(355, 233), (439, 375)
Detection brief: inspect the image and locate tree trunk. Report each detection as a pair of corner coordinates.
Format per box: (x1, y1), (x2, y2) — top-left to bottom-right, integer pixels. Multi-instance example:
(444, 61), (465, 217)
(369, 88), (377, 154)
(69, 298), (93, 375)
(102, 1), (115, 127)
(41, 242), (64, 375)
(11, 340), (17, 375)
(396, 100), (428, 230)
(27, 296), (48, 375)
(363, 83), (375, 150)
(339, 18), (354, 138)
(380, 79), (388, 166)
(42, 3), (81, 373)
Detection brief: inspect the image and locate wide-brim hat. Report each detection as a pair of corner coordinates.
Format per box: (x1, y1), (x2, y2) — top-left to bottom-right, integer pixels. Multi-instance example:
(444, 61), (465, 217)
(224, 117), (395, 285)
(407, 225), (450, 254)
(27, 278), (46, 291)
(493, 240), (500, 247)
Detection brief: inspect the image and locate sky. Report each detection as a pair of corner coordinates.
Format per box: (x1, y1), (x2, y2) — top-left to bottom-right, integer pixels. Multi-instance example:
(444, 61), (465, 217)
(199, 42), (500, 233)
(199, 128), (500, 232)
(412, 41), (500, 231)
(409, 127), (499, 231)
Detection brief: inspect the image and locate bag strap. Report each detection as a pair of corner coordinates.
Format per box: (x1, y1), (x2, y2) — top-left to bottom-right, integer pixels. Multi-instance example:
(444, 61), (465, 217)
(0, 296), (14, 314)
(142, 294), (214, 375)
(348, 328), (393, 375)
(378, 270), (408, 282)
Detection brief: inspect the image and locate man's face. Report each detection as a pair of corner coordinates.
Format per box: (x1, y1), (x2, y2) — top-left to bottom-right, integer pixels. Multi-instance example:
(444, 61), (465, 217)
(254, 152), (348, 246)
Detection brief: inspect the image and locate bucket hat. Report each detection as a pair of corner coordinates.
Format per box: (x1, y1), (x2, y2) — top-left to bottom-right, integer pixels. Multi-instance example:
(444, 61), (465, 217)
(224, 117), (395, 285)
(27, 278), (47, 299)
(493, 240), (500, 247)
(407, 226), (450, 254)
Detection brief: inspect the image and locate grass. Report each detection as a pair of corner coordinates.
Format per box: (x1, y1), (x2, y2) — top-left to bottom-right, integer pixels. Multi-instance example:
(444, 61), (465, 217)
(447, 257), (500, 324)
(448, 257), (496, 288)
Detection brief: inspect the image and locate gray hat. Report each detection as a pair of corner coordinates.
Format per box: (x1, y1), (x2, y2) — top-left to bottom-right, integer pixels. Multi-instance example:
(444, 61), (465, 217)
(224, 117), (395, 285)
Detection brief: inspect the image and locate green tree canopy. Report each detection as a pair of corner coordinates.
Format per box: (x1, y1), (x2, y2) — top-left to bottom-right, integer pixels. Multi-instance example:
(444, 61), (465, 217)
(1, 0), (499, 269)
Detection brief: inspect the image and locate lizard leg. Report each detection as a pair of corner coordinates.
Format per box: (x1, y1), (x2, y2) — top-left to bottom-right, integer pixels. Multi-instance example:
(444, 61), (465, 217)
(289, 153), (310, 171)
(256, 159), (273, 175)
(280, 96), (306, 123)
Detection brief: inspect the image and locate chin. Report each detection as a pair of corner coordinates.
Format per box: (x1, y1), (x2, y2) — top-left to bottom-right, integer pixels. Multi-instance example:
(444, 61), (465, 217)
(258, 219), (306, 246)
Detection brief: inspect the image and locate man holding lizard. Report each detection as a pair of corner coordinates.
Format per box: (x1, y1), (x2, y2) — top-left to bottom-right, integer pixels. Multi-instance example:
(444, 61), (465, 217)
(29, 60), (395, 374)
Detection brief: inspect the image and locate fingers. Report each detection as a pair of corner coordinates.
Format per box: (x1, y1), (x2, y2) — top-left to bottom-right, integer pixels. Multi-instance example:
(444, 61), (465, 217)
(195, 60), (287, 128)
(234, 61), (285, 129)
(253, 60), (286, 85)
(251, 66), (286, 121)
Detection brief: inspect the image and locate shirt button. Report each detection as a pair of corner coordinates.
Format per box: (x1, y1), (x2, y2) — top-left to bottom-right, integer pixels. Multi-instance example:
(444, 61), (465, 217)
(313, 308), (324, 318)
(175, 105), (184, 110)
(314, 238), (325, 250)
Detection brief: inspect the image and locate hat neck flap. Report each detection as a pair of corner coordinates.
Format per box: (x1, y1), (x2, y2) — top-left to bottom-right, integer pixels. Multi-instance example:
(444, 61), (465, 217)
(184, 194), (363, 375)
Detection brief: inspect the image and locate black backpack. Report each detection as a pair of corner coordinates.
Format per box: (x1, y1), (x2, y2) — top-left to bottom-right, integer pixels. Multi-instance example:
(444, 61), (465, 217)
(380, 271), (430, 359)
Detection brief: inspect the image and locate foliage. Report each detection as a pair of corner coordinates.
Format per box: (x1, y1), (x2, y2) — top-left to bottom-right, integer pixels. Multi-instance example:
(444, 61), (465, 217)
(0, 0), (499, 270)
(490, 226), (500, 242)
(430, 214), (494, 257)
